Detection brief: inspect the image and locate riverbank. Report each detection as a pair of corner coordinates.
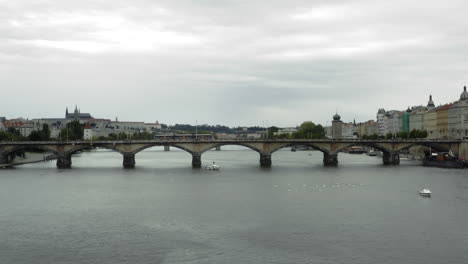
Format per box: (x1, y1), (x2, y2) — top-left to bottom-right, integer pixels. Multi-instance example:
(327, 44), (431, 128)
(0, 152), (56, 168)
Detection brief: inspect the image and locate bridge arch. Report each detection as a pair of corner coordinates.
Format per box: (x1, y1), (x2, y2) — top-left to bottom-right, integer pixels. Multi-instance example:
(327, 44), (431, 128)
(269, 142), (330, 154)
(333, 142), (391, 154)
(63, 145), (96, 156)
(394, 142), (449, 153)
(132, 143), (195, 155)
(199, 142), (263, 154)
(0, 145), (61, 156)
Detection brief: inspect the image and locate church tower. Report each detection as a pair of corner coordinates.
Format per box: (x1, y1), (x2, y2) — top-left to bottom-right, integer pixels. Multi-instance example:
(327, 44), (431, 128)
(427, 95), (435, 108)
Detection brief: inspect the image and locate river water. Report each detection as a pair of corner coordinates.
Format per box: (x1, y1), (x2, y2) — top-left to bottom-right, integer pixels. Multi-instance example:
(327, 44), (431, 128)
(1, 148), (467, 264)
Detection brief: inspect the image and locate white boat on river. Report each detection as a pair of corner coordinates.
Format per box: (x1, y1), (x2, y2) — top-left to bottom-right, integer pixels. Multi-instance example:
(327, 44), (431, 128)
(205, 162), (220, 170)
(419, 188), (431, 197)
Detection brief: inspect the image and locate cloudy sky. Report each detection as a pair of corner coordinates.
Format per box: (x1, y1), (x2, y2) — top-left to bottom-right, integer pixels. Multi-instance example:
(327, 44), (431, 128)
(1, 0), (467, 127)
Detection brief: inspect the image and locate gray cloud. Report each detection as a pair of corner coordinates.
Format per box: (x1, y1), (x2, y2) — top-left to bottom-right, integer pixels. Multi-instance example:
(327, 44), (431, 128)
(1, 0), (468, 126)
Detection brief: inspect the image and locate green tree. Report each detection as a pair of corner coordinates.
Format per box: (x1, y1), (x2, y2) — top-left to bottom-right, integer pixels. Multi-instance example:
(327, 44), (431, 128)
(277, 133), (290, 139)
(28, 130), (42, 141)
(409, 129), (428, 139)
(59, 120), (84, 140)
(0, 131), (12, 141)
(397, 131), (409, 139)
(40, 124), (50, 140)
(267, 126), (279, 139)
(291, 122), (326, 139)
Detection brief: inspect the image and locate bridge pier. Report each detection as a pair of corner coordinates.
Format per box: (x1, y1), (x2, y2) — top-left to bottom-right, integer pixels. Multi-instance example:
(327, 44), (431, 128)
(123, 154), (136, 169)
(260, 153), (272, 167)
(215, 146), (221, 151)
(383, 152), (400, 165)
(192, 153), (202, 168)
(164, 146), (170, 151)
(56, 154), (72, 169)
(0, 154), (8, 165)
(323, 153), (338, 167)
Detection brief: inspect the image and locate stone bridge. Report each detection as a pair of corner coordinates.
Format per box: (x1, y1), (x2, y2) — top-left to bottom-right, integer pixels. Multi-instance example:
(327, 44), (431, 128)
(0, 139), (466, 169)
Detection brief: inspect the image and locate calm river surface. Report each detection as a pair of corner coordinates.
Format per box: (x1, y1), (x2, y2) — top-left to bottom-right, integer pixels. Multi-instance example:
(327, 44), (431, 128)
(1, 148), (467, 264)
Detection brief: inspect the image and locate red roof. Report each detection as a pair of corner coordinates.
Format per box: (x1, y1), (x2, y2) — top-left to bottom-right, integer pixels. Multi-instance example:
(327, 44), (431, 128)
(84, 122), (92, 129)
(436, 103), (454, 111)
(2, 121), (33, 127)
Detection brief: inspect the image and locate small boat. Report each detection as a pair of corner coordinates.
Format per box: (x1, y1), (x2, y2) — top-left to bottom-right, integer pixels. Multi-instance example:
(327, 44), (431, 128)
(204, 162), (220, 170)
(422, 152), (464, 169)
(419, 188), (431, 197)
(347, 146), (367, 154)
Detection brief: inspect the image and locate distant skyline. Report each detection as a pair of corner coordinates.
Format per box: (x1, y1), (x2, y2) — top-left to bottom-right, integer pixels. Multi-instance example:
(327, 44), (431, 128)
(1, 0), (467, 127)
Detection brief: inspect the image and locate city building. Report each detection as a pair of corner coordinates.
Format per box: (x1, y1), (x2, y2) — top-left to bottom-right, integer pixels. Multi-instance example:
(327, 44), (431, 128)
(31, 118), (68, 139)
(448, 86), (468, 139)
(385, 110), (402, 137)
(376, 108), (387, 136)
(2, 118), (34, 137)
(436, 103), (453, 139)
(424, 108), (438, 138)
(342, 122), (356, 139)
(356, 120), (377, 137)
(145, 121), (162, 132)
(274, 127), (298, 137)
(409, 106), (428, 131)
(401, 107), (411, 133)
(83, 122), (93, 140)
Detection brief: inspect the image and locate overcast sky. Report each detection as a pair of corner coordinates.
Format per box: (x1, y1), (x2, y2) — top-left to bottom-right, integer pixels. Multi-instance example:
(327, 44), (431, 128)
(1, 0), (467, 127)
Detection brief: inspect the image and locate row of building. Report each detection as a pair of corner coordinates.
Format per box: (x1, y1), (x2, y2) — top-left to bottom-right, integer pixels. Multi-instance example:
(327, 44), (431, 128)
(327, 86), (468, 139)
(0, 106), (162, 139)
(2, 87), (467, 140)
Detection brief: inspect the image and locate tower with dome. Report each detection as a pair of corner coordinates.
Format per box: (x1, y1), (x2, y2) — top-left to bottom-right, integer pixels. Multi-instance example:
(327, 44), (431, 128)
(331, 112), (343, 139)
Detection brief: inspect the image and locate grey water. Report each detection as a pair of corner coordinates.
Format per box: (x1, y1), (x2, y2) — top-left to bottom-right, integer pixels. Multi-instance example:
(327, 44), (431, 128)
(1, 148), (467, 264)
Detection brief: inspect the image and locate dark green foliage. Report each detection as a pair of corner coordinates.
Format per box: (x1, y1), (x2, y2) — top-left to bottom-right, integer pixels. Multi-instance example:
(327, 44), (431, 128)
(362, 134), (379, 140)
(291, 122), (326, 139)
(397, 131), (409, 139)
(267, 126), (279, 139)
(409, 129), (428, 139)
(59, 120), (84, 140)
(28, 130), (42, 141)
(0, 128), (26, 141)
(28, 124), (51, 141)
(385, 133), (393, 139)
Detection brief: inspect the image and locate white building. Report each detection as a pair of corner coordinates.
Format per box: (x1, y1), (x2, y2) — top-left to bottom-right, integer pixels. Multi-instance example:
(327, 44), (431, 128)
(145, 121), (162, 132)
(2, 118), (34, 137)
(409, 106), (428, 131)
(31, 118), (69, 139)
(357, 120), (377, 137)
(448, 86), (468, 138)
(342, 122), (356, 139)
(386, 110), (402, 137)
(83, 122), (93, 140)
(274, 127), (298, 137)
(376, 109), (388, 136)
